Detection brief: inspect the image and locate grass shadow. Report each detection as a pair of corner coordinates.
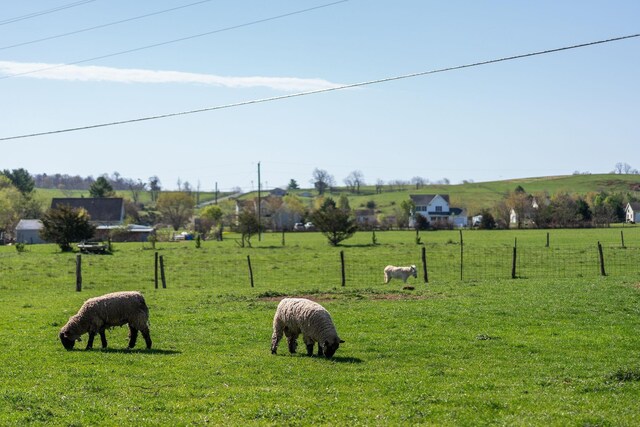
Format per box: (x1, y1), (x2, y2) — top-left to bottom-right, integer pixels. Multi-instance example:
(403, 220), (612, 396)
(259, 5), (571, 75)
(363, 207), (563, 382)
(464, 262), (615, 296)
(329, 356), (364, 364)
(99, 348), (182, 355)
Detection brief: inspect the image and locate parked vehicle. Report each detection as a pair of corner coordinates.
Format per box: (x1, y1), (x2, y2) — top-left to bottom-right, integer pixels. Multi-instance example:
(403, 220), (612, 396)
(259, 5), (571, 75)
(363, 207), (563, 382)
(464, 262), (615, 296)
(293, 223), (306, 231)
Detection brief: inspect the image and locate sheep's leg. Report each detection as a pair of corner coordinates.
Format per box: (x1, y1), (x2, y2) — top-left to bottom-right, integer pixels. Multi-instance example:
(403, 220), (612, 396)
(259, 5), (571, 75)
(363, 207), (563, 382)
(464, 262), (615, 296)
(317, 344), (324, 357)
(270, 324), (284, 354)
(128, 325), (139, 348)
(303, 336), (315, 356)
(99, 328), (108, 348)
(86, 331), (95, 350)
(140, 328), (152, 349)
(286, 330), (299, 354)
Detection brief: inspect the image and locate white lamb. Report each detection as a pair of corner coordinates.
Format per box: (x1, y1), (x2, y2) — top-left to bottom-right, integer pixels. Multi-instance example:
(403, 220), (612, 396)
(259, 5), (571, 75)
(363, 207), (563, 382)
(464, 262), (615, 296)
(270, 297), (344, 358)
(383, 264), (417, 284)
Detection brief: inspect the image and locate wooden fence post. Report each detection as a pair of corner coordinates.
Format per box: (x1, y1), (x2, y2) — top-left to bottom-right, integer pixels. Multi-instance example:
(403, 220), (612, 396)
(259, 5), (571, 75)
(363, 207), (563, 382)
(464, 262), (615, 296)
(154, 252), (159, 289)
(160, 255), (167, 288)
(597, 241), (606, 276)
(281, 230), (285, 246)
(621, 230), (625, 248)
(247, 255), (254, 288)
(340, 250), (346, 287)
(546, 232), (550, 248)
(459, 230), (463, 281)
(421, 246), (428, 283)
(511, 246), (517, 279)
(75, 254), (82, 292)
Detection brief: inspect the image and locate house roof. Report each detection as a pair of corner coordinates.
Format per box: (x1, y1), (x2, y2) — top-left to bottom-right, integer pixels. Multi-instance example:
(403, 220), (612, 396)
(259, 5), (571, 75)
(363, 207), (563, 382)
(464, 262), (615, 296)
(16, 219), (43, 231)
(51, 198), (125, 223)
(628, 202), (640, 211)
(410, 194), (450, 205)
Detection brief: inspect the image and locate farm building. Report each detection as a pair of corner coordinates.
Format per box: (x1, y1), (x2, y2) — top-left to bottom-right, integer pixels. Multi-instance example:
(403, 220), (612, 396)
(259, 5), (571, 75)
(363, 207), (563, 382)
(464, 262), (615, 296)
(15, 219), (46, 244)
(625, 202), (640, 223)
(409, 194), (468, 228)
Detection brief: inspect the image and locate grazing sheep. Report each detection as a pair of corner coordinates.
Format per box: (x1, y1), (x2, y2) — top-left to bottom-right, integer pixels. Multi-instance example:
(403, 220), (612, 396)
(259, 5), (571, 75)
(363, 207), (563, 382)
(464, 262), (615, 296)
(271, 298), (344, 358)
(59, 291), (152, 350)
(384, 264), (417, 284)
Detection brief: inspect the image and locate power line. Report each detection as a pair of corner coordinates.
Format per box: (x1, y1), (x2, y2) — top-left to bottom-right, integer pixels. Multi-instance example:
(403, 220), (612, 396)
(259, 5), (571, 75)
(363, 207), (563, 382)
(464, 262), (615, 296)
(1, 33), (638, 142)
(0, 0), (98, 26)
(0, 0), (350, 80)
(0, 0), (214, 51)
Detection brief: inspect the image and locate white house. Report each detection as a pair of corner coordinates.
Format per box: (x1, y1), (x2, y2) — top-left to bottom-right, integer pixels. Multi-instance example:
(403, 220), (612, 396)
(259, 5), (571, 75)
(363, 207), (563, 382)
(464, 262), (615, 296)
(409, 194), (468, 227)
(625, 202), (640, 223)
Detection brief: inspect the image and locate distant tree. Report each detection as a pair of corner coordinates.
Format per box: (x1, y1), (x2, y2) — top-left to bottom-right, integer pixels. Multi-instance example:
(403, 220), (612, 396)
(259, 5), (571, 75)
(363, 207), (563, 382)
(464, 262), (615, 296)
(375, 179), (384, 194)
(128, 179), (146, 204)
(156, 192), (195, 231)
(549, 193), (578, 227)
(236, 208), (260, 247)
(411, 176), (427, 189)
(344, 170), (364, 194)
(337, 193), (351, 211)
(310, 198), (357, 246)
(0, 176), (22, 237)
(478, 210), (496, 230)
(414, 213), (429, 230)
(287, 179), (299, 190)
(311, 168), (335, 195)
(40, 205), (95, 252)
(2, 168), (35, 195)
(89, 176), (115, 198)
(282, 194), (306, 217)
(506, 190), (532, 228)
(575, 197), (592, 223)
(148, 176), (162, 202)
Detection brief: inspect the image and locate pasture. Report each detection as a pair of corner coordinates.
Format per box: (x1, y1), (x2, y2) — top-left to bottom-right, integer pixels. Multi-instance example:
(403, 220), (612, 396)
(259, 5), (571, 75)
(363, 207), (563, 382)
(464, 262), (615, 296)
(1, 229), (639, 425)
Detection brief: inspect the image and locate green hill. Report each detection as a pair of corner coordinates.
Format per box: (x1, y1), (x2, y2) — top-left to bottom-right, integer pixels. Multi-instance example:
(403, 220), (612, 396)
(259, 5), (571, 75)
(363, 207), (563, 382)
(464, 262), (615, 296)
(283, 174), (640, 216)
(34, 174), (639, 216)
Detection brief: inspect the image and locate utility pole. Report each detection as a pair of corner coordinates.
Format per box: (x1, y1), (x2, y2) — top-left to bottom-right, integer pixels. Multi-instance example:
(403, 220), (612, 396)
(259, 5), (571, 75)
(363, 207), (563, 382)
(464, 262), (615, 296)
(257, 162), (262, 241)
(214, 182), (218, 204)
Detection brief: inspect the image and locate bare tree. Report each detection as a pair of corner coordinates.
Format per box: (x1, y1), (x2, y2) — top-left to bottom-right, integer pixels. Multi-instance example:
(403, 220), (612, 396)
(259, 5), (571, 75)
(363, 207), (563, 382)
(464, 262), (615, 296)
(375, 179), (384, 194)
(344, 170), (365, 194)
(411, 176), (427, 189)
(311, 168), (335, 195)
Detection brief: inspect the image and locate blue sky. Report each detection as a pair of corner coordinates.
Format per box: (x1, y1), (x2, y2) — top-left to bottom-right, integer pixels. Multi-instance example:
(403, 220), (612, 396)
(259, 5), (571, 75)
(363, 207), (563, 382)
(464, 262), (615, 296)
(1, 1), (638, 192)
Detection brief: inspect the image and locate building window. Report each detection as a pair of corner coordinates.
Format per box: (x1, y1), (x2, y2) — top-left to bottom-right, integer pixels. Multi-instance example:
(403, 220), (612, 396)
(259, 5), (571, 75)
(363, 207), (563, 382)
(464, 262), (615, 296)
(435, 206), (442, 213)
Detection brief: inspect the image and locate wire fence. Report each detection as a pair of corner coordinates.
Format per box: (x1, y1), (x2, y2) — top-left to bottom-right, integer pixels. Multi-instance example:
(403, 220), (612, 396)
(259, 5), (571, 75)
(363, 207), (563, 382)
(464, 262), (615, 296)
(78, 244), (640, 291)
(2, 243), (639, 292)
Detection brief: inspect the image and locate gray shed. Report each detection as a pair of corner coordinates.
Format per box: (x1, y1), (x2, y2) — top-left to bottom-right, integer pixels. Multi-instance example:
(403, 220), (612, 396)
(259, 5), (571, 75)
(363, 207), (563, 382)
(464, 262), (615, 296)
(15, 219), (46, 244)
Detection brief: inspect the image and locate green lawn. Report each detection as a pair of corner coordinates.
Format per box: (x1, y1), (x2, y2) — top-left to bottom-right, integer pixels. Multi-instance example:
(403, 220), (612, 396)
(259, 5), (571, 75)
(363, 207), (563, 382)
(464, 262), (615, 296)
(1, 229), (639, 425)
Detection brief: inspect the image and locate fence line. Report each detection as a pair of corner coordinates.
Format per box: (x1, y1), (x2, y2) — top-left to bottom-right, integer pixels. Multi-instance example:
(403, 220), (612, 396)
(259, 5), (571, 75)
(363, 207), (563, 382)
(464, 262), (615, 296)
(1, 244), (639, 292)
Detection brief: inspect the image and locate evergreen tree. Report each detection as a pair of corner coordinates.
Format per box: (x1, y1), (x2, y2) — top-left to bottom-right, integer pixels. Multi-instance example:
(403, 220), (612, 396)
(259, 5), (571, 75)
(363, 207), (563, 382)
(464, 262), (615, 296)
(89, 176), (115, 198)
(311, 198), (357, 246)
(40, 205), (95, 252)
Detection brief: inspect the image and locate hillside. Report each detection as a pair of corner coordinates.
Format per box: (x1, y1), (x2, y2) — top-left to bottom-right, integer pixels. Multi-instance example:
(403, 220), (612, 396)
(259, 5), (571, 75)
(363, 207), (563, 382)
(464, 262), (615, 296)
(281, 174), (640, 215)
(33, 174), (640, 215)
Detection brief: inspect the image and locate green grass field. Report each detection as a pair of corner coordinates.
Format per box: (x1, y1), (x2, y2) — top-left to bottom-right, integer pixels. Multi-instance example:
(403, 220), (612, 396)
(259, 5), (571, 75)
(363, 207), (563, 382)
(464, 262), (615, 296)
(1, 229), (639, 425)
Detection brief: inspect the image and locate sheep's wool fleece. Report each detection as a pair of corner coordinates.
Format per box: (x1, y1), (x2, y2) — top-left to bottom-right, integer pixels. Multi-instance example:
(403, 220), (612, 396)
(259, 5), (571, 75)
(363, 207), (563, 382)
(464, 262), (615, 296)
(61, 291), (149, 338)
(274, 298), (339, 342)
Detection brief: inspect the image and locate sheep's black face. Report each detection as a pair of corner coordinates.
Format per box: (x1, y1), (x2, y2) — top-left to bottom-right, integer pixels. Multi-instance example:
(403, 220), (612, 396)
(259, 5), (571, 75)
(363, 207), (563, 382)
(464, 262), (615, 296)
(60, 332), (75, 350)
(323, 339), (345, 359)
(411, 266), (417, 278)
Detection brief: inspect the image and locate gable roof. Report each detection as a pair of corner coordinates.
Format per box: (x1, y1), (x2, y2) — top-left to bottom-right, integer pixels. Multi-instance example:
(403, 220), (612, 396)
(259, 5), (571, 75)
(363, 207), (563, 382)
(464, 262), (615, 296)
(51, 198), (125, 223)
(16, 219), (43, 231)
(410, 194), (450, 205)
(627, 202), (640, 212)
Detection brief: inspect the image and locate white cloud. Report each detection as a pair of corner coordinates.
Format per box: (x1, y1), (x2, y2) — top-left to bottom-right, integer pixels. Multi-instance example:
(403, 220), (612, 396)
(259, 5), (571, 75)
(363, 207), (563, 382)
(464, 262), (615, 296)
(0, 60), (342, 92)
